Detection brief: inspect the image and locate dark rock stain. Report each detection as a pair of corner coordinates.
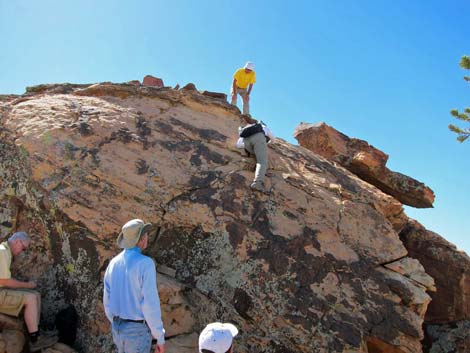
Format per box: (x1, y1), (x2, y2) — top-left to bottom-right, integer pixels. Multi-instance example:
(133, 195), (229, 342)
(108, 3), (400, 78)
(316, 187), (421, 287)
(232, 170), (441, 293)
(111, 127), (133, 143)
(220, 190), (243, 215)
(153, 120), (174, 135)
(268, 341), (296, 353)
(323, 313), (363, 347)
(232, 288), (253, 320)
(226, 222), (245, 249)
(226, 173), (247, 190)
(79, 147), (100, 165)
(159, 139), (227, 167)
(154, 226), (215, 286)
(136, 115), (151, 137)
(190, 142), (227, 166)
(135, 159), (149, 175)
(189, 171), (219, 188)
(169, 117), (227, 142)
(251, 210), (324, 282)
(47, 216), (100, 303)
(64, 142), (80, 160)
(78, 121), (93, 136)
(283, 210), (297, 220)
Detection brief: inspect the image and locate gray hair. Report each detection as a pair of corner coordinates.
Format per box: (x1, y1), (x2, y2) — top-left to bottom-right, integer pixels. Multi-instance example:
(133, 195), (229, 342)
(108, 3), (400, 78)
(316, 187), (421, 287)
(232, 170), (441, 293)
(9, 232), (31, 245)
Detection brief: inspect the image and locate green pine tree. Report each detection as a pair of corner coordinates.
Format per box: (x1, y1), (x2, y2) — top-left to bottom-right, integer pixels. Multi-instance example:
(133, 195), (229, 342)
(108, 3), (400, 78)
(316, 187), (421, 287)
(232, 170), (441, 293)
(449, 56), (470, 142)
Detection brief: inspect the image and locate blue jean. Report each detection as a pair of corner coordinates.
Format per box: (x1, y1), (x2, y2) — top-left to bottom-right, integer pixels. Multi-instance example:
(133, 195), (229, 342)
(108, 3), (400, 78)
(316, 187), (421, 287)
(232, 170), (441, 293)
(112, 320), (152, 353)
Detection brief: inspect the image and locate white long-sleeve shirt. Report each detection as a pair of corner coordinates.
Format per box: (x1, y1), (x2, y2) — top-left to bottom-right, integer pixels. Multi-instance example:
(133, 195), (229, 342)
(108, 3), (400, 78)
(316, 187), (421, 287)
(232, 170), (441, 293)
(103, 247), (165, 344)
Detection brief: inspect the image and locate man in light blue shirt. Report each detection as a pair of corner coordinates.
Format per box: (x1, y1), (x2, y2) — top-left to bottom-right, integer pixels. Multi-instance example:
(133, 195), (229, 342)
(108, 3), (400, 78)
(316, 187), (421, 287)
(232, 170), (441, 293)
(103, 219), (165, 353)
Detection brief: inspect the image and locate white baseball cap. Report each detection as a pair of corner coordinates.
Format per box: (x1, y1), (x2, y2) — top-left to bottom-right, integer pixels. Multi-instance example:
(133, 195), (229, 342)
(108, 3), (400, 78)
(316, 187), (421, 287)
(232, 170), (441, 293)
(244, 62), (254, 71)
(199, 322), (239, 353)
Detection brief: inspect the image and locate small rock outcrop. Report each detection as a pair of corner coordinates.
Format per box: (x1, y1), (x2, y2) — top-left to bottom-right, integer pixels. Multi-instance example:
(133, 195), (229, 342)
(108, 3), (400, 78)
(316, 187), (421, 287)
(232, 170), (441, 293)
(294, 122), (435, 208)
(126, 80), (141, 86)
(0, 81), (462, 353)
(401, 220), (470, 323)
(142, 75), (164, 88)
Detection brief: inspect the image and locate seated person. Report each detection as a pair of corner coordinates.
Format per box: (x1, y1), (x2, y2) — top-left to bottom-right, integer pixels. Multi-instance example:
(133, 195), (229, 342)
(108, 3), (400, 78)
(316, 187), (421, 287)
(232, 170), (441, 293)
(0, 232), (58, 351)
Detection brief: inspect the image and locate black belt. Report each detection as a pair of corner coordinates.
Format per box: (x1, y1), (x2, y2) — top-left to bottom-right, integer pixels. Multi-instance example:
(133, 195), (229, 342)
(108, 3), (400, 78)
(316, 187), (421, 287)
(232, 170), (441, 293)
(113, 316), (145, 324)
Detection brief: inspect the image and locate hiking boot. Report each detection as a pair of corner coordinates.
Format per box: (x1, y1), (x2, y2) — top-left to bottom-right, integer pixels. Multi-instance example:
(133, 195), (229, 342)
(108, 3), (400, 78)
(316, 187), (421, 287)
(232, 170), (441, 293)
(29, 334), (58, 352)
(250, 182), (267, 193)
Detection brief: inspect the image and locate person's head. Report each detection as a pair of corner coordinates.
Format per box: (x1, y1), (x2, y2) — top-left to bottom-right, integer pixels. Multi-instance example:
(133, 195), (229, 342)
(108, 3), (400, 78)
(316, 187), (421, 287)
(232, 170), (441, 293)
(116, 219), (152, 250)
(243, 61), (254, 73)
(8, 231), (31, 256)
(199, 322), (239, 353)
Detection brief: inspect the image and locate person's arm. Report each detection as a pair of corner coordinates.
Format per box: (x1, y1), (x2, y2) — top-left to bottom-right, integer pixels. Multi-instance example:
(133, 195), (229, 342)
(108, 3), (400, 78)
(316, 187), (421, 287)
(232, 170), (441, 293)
(247, 83), (253, 96)
(247, 71), (256, 98)
(154, 343), (165, 353)
(141, 259), (165, 346)
(103, 267), (114, 323)
(263, 126), (275, 142)
(0, 278), (36, 289)
(231, 78), (237, 99)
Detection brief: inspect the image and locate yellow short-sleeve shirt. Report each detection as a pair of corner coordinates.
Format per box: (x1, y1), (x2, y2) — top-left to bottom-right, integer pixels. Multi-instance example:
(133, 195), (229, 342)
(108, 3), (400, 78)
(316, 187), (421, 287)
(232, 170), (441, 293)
(233, 68), (256, 89)
(0, 242), (12, 282)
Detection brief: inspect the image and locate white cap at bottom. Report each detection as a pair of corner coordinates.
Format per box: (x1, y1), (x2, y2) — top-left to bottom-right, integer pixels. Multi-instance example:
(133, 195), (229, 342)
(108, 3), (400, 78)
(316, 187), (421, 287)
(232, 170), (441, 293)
(199, 322), (239, 353)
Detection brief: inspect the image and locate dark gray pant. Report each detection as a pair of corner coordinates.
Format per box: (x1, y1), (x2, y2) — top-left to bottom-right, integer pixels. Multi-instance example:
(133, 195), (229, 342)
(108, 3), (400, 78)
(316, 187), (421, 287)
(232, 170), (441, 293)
(244, 132), (268, 183)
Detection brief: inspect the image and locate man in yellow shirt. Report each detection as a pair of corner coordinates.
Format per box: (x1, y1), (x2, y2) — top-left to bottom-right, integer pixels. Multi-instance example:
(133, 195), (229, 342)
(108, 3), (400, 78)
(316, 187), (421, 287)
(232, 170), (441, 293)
(0, 232), (58, 351)
(231, 62), (256, 116)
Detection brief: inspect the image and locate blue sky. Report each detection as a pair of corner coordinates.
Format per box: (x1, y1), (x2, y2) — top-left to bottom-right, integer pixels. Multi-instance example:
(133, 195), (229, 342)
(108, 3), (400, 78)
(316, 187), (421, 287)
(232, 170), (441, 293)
(1, 0), (469, 253)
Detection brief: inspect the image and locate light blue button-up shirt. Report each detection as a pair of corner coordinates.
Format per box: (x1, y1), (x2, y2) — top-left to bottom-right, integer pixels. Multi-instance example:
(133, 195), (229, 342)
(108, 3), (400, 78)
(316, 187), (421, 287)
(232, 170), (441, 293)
(103, 247), (165, 344)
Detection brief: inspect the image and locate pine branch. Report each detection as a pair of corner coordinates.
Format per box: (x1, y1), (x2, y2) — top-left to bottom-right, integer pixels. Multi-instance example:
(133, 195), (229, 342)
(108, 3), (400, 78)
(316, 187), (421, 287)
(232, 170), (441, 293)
(449, 124), (463, 133)
(460, 56), (470, 70)
(449, 56), (470, 143)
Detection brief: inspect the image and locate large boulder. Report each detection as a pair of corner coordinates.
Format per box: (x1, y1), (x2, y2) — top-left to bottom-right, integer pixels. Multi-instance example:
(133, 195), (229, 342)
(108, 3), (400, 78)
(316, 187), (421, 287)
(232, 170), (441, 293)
(400, 220), (470, 353)
(400, 220), (470, 324)
(0, 82), (438, 353)
(294, 122), (435, 208)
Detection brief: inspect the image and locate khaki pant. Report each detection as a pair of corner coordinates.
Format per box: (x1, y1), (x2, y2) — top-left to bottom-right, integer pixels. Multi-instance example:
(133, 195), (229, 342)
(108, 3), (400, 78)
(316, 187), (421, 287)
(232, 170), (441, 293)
(0, 288), (28, 317)
(231, 86), (250, 115)
(244, 132), (268, 183)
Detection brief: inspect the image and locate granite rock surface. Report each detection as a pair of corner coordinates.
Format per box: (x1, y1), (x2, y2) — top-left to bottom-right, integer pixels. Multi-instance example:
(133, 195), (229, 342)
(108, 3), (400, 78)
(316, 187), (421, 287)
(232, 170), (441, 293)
(0, 81), (447, 353)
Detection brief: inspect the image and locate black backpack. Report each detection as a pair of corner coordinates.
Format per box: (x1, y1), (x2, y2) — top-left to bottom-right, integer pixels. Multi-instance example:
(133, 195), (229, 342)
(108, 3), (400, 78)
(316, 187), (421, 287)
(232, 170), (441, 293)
(239, 123), (264, 138)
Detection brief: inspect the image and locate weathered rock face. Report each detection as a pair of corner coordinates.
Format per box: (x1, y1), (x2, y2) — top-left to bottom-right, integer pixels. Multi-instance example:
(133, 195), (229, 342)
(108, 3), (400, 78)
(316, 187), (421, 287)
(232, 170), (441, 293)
(0, 314), (24, 353)
(399, 220), (470, 353)
(0, 82), (438, 353)
(423, 321), (470, 353)
(400, 220), (470, 324)
(294, 122), (435, 209)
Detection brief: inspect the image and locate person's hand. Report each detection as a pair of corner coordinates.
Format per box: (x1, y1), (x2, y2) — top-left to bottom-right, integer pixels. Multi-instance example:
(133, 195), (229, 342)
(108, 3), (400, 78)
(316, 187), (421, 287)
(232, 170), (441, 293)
(26, 281), (36, 289)
(246, 94), (250, 101)
(231, 93), (237, 101)
(154, 344), (165, 353)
